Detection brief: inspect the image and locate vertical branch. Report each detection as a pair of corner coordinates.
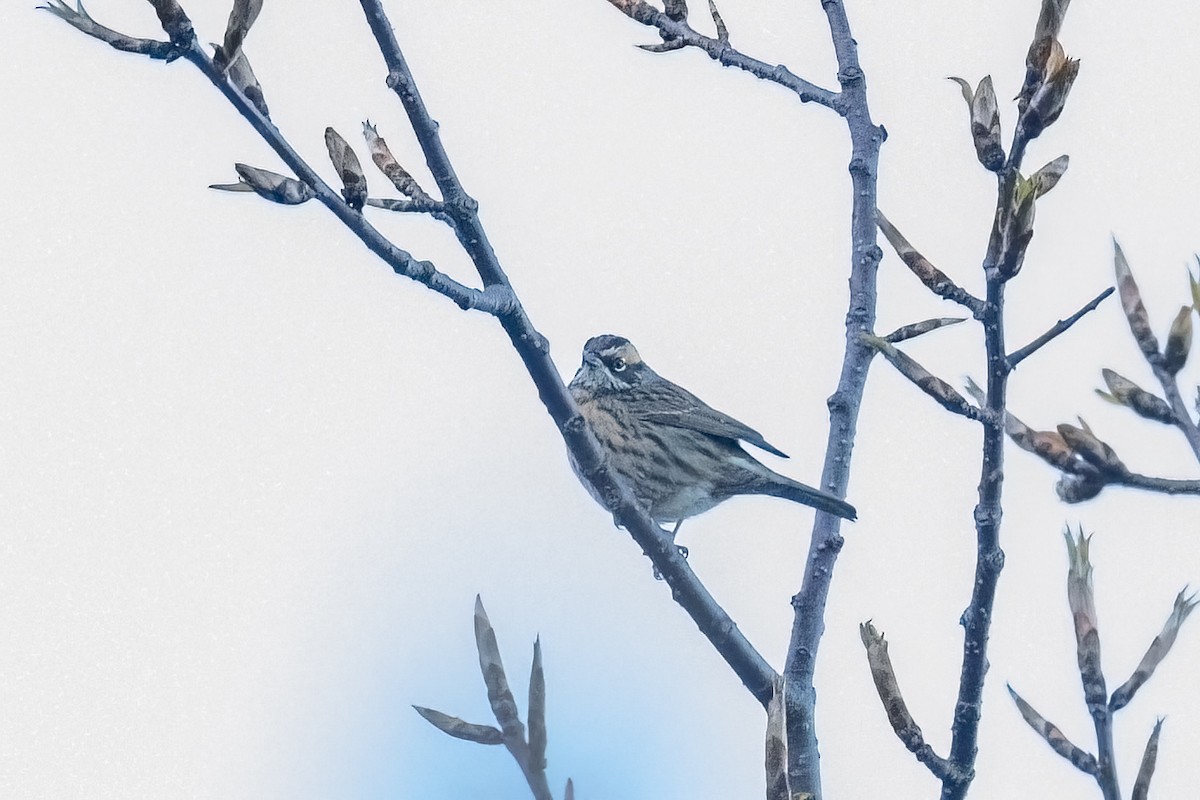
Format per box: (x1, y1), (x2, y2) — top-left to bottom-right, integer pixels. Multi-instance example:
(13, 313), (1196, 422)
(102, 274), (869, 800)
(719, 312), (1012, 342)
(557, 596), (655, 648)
(782, 2), (884, 796)
(941, 277), (1008, 800)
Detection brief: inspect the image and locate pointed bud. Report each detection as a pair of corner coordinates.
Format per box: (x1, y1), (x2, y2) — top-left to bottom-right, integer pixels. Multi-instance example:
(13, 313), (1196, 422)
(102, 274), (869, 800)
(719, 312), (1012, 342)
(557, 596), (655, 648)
(1132, 719), (1164, 800)
(860, 622), (927, 752)
(214, 0), (263, 73)
(473, 596), (523, 739)
(877, 211), (971, 303)
(324, 127), (368, 211)
(970, 76), (1004, 171)
(1110, 588), (1197, 712)
(1097, 369), (1175, 424)
(412, 706), (504, 745)
(863, 336), (980, 420)
(1029, 155), (1069, 198)
(362, 122), (433, 203)
(708, 0), (729, 43)
(1114, 240), (1161, 359)
(1164, 305), (1193, 375)
(883, 317), (967, 344)
(209, 163), (314, 205)
(1007, 684), (1098, 774)
(211, 44), (268, 117)
(527, 637), (547, 771)
(1019, 0), (1074, 109)
(1064, 527), (1108, 713)
(949, 76), (1005, 172)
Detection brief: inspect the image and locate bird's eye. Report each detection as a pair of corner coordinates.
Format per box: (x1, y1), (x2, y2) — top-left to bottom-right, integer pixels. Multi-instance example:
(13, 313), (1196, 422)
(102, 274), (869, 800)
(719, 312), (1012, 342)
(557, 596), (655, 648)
(611, 357), (627, 372)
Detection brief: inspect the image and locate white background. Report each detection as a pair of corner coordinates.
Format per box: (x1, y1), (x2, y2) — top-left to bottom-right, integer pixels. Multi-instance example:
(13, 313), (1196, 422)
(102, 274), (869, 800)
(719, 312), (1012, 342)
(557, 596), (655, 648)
(2, 1), (1199, 798)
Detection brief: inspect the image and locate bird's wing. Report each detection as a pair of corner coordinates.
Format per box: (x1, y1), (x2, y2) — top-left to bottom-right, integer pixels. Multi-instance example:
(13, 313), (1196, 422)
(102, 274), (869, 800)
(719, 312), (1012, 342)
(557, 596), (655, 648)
(638, 381), (790, 458)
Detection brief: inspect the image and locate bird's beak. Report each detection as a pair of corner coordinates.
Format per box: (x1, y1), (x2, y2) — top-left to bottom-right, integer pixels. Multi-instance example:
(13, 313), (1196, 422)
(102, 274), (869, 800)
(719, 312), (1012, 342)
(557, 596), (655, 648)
(582, 353), (603, 368)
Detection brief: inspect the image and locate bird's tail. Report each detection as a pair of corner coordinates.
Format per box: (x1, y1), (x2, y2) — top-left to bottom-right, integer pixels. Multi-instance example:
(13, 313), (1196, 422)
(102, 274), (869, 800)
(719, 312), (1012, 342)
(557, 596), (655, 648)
(755, 476), (857, 521)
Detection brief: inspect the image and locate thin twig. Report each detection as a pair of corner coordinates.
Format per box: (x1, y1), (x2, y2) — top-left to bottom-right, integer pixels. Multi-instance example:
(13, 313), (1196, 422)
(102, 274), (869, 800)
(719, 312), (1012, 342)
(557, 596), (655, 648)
(1112, 473), (1200, 496)
(1007, 286), (1115, 370)
(604, 0), (839, 109)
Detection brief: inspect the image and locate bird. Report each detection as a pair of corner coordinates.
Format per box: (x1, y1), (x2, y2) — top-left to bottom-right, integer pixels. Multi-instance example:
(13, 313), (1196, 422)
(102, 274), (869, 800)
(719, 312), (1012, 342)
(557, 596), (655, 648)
(567, 334), (856, 535)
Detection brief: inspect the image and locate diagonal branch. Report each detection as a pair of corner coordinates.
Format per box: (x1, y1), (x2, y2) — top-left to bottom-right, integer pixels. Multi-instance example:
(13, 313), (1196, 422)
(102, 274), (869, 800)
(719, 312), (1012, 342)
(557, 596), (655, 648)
(1007, 286), (1114, 369)
(603, 0), (840, 109)
(357, 0), (778, 706)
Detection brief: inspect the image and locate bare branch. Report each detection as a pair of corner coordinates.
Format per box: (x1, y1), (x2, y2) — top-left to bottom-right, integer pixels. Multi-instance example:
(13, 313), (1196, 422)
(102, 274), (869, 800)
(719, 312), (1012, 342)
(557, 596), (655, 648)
(602, 0), (838, 108)
(1007, 286), (1114, 369)
(358, 0), (780, 706)
(1112, 472), (1200, 496)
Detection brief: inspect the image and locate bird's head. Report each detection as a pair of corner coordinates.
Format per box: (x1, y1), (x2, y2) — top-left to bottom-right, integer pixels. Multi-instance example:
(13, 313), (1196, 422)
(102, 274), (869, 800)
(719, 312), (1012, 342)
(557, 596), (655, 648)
(571, 334), (651, 393)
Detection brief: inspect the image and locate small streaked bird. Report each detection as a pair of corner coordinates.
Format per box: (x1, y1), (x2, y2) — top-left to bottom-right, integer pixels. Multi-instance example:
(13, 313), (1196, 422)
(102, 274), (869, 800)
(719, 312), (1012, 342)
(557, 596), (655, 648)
(568, 334), (856, 534)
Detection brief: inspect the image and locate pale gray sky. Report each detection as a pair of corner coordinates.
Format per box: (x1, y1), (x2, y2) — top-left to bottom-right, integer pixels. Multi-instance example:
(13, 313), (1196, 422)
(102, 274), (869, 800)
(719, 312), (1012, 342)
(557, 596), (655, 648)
(3, 2), (1199, 798)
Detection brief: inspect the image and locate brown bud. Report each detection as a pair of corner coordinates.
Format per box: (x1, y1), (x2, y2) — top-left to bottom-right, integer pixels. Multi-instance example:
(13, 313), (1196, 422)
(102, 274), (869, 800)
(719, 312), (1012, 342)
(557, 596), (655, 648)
(1113, 240), (1160, 359)
(1008, 683), (1098, 774)
(1064, 527), (1107, 712)
(883, 317), (967, 344)
(362, 122), (433, 203)
(863, 335), (980, 420)
(1133, 719), (1164, 800)
(412, 706), (503, 745)
(860, 622), (926, 751)
(1110, 589), (1197, 712)
(877, 211), (965, 300)
(1164, 305), (1193, 375)
(1097, 369), (1175, 424)
(473, 596), (523, 738)
(526, 637), (547, 769)
(1057, 420), (1125, 474)
(324, 127), (368, 211)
